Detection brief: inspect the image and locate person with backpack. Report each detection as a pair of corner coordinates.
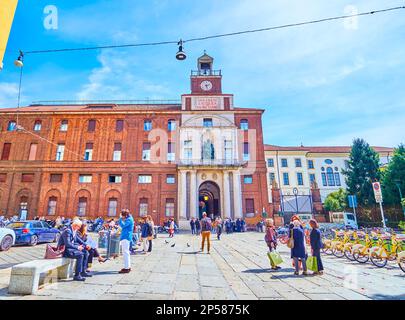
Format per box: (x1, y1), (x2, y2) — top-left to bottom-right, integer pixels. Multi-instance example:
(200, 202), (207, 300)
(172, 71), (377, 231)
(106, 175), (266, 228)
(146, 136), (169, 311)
(200, 213), (212, 254)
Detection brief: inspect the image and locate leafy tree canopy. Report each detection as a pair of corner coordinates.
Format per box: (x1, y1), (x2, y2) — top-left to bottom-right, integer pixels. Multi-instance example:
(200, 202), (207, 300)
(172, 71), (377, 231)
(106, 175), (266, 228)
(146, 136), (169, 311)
(381, 144), (405, 205)
(324, 188), (348, 212)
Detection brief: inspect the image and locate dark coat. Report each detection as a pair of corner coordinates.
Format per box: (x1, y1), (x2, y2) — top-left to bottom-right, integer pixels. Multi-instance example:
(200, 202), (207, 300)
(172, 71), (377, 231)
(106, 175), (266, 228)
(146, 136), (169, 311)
(291, 227), (307, 258)
(58, 226), (86, 257)
(310, 228), (323, 250)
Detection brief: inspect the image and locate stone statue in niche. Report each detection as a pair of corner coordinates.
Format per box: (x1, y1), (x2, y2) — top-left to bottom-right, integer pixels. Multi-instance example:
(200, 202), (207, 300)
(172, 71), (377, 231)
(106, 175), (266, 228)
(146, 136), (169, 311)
(202, 139), (215, 160)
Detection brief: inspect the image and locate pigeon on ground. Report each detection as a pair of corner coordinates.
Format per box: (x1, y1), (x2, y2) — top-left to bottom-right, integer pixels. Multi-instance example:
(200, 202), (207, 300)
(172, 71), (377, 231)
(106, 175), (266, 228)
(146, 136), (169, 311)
(187, 243), (190, 247)
(171, 243), (176, 247)
(165, 240), (169, 244)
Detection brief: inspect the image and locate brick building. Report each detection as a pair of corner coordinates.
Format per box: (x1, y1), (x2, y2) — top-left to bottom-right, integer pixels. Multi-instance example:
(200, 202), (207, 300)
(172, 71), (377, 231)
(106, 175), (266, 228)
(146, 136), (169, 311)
(0, 53), (270, 226)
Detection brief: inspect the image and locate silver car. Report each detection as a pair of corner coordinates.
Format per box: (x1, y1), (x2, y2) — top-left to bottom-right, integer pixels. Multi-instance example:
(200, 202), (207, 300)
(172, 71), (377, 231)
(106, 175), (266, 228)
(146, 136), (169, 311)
(0, 227), (16, 251)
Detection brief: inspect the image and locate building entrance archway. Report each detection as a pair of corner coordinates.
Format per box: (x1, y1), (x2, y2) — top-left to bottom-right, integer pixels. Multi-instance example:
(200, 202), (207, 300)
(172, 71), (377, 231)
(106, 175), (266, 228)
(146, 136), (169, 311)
(198, 181), (220, 220)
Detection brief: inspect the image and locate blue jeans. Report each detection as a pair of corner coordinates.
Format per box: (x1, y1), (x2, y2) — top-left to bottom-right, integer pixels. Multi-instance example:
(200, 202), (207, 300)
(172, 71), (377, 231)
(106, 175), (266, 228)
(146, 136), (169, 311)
(293, 257), (307, 273)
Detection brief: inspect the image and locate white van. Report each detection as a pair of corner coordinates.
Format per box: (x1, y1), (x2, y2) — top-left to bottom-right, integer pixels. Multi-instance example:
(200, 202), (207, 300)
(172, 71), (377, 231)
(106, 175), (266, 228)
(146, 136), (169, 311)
(330, 212), (358, 229)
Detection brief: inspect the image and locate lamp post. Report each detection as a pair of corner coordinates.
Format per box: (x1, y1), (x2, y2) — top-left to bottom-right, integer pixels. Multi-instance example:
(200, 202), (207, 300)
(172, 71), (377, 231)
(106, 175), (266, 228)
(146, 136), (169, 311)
(394, 180), (405, 218)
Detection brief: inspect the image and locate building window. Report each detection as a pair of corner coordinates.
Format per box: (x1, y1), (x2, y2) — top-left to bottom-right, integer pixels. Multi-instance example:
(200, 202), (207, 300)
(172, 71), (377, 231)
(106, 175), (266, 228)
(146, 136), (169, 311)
(1, 143), (11, 160)
(297, 172), (304, 186)
(283, 172), (289, 185)
(21, 173), (35, 183)
(79, 175), (92, 183)
(167, 142), (175, 162)
(166, 174), (175, 184)
(33, 120), (42, 131)
(309, 173), (316, 185)
(269, 172), (275, 184)
(244, 175), (253, 184)
(56, 144), (65, 161)
(28, 143), (38, 161)
(240, 119), (249, 131)
(84, 143), (93, 161)
(108, 198), (118, 217)
(243, 142), (250, 161)
(47, 197), (57, 216)
(184, 140), (192, 160)
(113, 143), (122, 161)
(224, 140), (233, 163)
(245, 199), (255, 214)
(7, 121), (16, 131)
(321, 173), (327, 186)
(344, 160), (349, 169)
(138, 175), (152, 184)
(116, 120), (124, 132)
(326, 167), (335, 186)
(109, 175), (122, 183)
(88, 120), (96, 132)
(144, 120), (152, 131)
(295, 158), (302, 167)
(168, 119), (176, 131)
(308, 160), (314, 169)
(281, 158), (288, 167)
(335, 173), (341, 186)
(50, 174), (62, 183)
(139, 198), (148, 217)
(142, 142), (151, 161)
(267, 158), (274, 167)
(203, 118), (213, 128)
(77, 197), (87, 216)
(60, 120), (68, 132)
(165, 198), (175, 217)
(0, 173), (7, 183)
(325, 159), (333, 165)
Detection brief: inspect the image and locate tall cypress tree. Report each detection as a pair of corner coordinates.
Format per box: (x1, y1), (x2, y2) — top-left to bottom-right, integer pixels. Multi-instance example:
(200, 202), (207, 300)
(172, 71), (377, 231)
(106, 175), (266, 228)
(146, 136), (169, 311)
(381, 144), (405, 205)
(343, 138), (380, 207)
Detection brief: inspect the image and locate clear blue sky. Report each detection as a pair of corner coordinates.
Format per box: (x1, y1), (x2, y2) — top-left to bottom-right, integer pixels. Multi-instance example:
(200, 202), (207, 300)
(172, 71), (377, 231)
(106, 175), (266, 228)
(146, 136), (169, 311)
(1, 0), (404, 147)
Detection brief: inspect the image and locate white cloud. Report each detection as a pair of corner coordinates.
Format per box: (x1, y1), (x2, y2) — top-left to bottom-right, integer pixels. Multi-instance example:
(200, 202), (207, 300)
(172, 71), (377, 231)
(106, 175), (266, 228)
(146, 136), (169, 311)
(0, 82), (19, 108)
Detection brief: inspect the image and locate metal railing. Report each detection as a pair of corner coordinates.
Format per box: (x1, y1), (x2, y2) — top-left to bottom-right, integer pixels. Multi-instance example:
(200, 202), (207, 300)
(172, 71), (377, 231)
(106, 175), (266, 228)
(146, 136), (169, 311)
(177, 158), (244, 166)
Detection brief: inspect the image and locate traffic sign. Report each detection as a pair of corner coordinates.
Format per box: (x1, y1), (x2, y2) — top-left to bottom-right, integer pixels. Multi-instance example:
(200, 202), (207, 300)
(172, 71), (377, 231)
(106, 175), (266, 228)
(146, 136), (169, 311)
(372, 182), (383, 203)
(348, 195), (357, 208)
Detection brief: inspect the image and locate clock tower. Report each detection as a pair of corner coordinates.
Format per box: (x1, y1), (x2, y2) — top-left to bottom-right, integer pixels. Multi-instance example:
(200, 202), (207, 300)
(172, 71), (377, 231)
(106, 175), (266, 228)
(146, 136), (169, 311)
(182, 52), (234, 111)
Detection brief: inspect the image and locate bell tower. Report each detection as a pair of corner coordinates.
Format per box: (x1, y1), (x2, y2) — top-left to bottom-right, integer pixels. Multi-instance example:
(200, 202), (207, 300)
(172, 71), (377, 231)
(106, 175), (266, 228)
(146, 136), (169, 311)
(182, 52), (233, 111)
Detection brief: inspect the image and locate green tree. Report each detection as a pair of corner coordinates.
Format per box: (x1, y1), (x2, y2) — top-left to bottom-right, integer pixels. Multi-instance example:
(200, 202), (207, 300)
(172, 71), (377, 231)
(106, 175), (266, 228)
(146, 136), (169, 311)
(381, 144), (405, 205)
(324, 188), (348, 212)
(343, 138), (380, 207)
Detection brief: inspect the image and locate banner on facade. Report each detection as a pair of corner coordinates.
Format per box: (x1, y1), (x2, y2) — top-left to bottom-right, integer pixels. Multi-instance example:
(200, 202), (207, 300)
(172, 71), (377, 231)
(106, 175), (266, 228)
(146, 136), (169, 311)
(0, 0), (19, 70)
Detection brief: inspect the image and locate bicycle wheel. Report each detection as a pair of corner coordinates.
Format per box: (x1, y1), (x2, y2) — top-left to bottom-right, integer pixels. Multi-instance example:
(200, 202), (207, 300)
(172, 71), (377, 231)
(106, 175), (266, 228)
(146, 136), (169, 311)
(344, 248), (356, 261)
(332, 247), (345, 258)
(399, 256), (405, 273)
(370, 252), (387, 268)
(353, 251), (369, 263)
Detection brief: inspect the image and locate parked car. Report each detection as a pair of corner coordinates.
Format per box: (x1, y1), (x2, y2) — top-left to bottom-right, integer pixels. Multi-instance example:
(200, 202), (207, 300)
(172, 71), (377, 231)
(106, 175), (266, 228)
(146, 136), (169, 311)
(0, 228), (15, 251)
(7, 221), (61, 246)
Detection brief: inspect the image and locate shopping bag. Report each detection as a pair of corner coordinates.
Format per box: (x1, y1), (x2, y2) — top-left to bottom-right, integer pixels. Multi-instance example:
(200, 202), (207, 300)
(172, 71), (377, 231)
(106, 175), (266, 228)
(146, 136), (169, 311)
(267, 251), (283, 266)
(306, 255), (318, 272)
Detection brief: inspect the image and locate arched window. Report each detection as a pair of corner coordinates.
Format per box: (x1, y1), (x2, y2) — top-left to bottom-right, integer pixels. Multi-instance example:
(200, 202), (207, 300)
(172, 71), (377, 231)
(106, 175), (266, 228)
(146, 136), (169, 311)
(33, 120), (42, 131)
(139, 198), (148, 217)
(108, 198), (118, 217)
(240, 119), (249, 130)
(326, 167), (335, 186)
(77, 197), (87, 216)
(48, 197), (57, 215)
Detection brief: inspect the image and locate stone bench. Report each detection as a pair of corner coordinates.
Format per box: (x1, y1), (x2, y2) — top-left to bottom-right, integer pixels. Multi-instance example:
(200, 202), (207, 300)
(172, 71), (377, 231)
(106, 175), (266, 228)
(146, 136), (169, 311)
(8, 258), (76, 295)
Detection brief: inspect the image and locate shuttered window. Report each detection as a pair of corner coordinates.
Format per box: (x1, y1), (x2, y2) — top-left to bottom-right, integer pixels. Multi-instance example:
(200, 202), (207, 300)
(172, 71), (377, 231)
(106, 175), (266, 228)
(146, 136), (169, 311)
(28, 143), (38, 161)
(21, 173), (35, 183)
(50, 174), (63, 183)
(1, 143), (11, 160)
(116, 120), (124, 132)
(245, 199), (255, 214)
(88, 120), (96, 132)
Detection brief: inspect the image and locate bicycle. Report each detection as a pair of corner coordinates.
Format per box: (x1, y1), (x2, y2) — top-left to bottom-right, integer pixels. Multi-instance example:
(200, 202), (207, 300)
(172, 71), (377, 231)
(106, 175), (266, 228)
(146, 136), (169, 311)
(369, 234), (405, 268)
(352, 232), (379, 263)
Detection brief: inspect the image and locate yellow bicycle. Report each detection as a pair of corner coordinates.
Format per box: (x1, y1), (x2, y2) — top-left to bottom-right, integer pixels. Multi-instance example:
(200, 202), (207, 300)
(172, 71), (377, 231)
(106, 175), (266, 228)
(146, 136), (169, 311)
(369, 234), (405, 268)
(352, 232), (378, 263)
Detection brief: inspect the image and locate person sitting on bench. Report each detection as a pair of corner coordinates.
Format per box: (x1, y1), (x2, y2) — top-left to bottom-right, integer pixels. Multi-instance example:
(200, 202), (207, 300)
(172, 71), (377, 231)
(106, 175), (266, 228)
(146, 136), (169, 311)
(58, 217), (91, 281)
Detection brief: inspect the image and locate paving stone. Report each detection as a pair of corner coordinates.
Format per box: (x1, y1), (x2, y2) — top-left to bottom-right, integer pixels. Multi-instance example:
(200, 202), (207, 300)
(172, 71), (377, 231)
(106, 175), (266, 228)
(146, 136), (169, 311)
(173, 291), (200, 300)
(199, 275), (228, 288)
(304, 293), (346, 300)
(201, 287), (237, 300)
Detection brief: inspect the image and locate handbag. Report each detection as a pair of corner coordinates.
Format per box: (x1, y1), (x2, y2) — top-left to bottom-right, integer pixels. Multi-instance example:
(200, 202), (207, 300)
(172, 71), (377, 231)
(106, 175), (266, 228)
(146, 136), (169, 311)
(44, 244), (65, 259)
(306, 255), (318, 272)
(287, 229), (294, 249)
(267, 251), (283, 266)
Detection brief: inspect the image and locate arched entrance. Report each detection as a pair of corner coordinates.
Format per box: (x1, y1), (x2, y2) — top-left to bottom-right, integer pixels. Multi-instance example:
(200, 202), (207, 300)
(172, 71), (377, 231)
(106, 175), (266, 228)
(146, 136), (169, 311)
(198, 181), (220, 220)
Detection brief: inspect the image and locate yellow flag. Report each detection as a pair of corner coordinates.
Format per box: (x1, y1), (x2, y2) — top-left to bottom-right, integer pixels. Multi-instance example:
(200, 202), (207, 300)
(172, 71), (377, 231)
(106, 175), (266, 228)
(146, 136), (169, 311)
(0, 0), (19, 70)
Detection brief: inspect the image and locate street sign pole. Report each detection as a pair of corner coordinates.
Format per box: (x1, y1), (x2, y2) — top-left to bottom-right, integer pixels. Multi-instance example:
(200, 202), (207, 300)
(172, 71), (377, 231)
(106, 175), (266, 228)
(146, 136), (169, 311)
(372, 182), (386, 229)
(379, 201), (386, 229)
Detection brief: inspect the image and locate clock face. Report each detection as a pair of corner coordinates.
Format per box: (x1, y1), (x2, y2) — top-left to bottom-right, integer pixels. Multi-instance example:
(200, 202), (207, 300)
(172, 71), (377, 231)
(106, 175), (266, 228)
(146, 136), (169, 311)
(200, 80), (213, 91)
